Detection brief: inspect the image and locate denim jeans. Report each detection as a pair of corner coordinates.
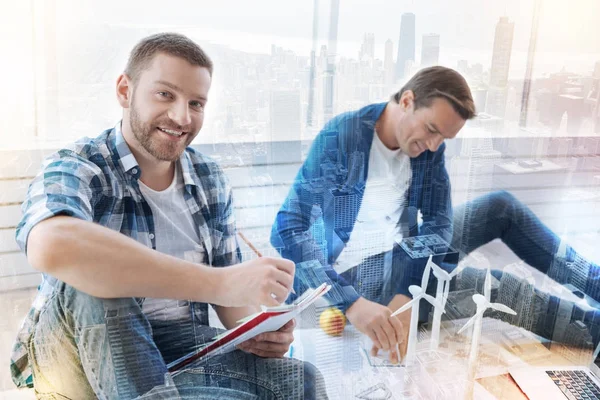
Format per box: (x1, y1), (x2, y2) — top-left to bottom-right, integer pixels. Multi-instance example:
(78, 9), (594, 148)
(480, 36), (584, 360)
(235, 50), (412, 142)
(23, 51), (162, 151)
(448, 190), (600, 302)
(299, 191), (600, 318)
(29, 280), (327, 400)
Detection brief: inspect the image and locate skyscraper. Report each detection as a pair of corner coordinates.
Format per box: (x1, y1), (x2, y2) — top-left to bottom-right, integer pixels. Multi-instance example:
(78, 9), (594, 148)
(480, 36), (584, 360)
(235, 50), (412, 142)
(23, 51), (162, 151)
(421, 33), (440, 67)
(384, 39), (395, 86)
(486, 16), (515, 118)
(559, 320), (594, 365)
(489, 17), (514, 87)
(359, 33), (375, 61)
(306, 0), (319, 127)
(307, 205), (328, 266)
(454, 139), (501, 254)
(520, 0), (541, 127)
(498, 271), (522, 322)
(513, 276), (536, 331)
(324, 0), (340, 123)
(395, 12), (416, 82)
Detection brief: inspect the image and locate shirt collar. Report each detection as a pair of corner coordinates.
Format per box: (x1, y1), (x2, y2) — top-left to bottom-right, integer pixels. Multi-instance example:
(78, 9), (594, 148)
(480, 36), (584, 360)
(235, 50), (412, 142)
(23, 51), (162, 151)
(112, 120), (200, 188)
(112, 121), (140, 174)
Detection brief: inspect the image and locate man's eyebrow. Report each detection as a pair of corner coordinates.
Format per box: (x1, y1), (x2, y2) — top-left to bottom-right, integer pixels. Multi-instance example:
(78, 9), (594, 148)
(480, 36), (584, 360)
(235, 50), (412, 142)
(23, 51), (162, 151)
(429, 123), (448, 138)
(154, 80), (207, 101)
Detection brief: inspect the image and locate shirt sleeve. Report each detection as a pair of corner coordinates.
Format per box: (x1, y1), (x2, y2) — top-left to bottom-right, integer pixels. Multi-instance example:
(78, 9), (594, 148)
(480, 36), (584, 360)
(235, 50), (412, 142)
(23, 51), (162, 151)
(209, 166), (242, 268)
(271, 125), (362, 313)
(15, 151), (102, 255)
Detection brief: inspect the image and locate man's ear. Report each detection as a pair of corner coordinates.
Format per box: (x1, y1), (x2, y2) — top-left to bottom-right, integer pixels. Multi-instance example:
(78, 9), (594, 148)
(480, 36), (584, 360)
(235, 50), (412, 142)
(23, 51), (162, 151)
(400, 90), (415, 112)
(116, 74), (132, 109)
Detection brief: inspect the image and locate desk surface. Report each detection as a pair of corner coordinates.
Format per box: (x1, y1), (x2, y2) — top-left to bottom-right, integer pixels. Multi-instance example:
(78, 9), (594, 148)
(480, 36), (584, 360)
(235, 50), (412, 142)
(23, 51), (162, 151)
(291, 317), (583, 399)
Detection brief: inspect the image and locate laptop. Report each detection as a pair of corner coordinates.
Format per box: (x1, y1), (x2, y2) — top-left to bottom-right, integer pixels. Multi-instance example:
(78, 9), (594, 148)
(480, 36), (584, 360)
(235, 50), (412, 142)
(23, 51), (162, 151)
(510, 341), (600, 400)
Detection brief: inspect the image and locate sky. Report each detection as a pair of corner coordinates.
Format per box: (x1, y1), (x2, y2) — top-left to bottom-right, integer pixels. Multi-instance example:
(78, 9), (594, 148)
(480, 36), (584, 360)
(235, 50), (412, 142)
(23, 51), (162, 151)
(38, 0), (598, 79)
(52, 0), (600, 55)
(0, 0), (599, 147)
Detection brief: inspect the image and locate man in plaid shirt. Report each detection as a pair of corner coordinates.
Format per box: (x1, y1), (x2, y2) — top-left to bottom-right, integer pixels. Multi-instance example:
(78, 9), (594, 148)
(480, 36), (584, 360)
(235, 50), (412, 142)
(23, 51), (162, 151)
(11, 33), (325, 399)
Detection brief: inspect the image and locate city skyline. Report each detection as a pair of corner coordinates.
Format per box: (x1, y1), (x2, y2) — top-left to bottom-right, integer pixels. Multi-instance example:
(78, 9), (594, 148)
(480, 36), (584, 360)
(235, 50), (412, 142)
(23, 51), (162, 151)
(44, 0), (600, 55)
(3, 2), (600, 147)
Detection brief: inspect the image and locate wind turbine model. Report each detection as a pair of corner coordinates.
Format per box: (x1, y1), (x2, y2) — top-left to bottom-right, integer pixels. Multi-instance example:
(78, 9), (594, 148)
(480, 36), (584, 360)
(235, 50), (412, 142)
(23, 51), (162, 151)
(457, 268), (516, 399)
(391, 258), (444, 365)
(429, 259), (467, 350)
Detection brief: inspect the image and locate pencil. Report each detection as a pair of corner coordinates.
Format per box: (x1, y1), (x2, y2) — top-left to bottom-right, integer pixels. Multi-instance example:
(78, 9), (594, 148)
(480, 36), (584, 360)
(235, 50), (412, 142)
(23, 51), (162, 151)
(237, 231), (295, 295)
(237, 231), (263, 257)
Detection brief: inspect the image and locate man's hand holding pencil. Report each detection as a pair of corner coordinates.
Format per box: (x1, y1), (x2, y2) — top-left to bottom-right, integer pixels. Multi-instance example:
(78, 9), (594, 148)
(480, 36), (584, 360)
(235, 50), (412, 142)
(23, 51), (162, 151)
(234, 231), (297, 359)
(216, 255), (295, 308)
(237, 231), (296, 293)
(211, 231), (296, 309)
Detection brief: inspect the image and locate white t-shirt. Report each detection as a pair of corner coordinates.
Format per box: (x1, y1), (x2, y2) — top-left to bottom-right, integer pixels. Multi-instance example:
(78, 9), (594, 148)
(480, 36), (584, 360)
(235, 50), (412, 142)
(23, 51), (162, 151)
(138, 163), (204, 320)
(334, 131), (412, 274)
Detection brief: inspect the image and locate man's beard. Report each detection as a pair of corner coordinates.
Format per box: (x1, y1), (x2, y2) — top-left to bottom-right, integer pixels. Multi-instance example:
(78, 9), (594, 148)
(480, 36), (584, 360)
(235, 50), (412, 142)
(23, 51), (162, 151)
(129, 98), (193, 162)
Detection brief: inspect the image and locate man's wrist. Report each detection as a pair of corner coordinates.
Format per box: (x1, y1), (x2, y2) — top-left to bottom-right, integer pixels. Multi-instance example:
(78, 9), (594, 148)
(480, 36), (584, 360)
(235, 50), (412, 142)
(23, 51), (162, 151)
(181, 261), (223, 303)
(345, 296), (365, 319)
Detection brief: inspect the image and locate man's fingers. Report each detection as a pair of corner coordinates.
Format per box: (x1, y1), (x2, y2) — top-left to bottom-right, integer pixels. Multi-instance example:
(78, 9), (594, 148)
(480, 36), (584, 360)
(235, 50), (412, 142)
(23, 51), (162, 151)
(237, 339), (254, 352)
(389, 345), (399, 364)
(373, 325), (390, 351)
(368, 329), (382, 351)
(262, 292), (280, 307)
(380, 318), (398, 348)
(243, 336), (291, 354)
(279, 319), (296, 332)
(248, 341), (290, 354)
(254, 331), (294, 345)
(271, 268), (294, 292)
(389, 315), (405, 344)
(269, 257), (295, 277)
(399, 337), (407, 361)
(370, 344), (379, 357)
(248, 348), (287, 358)
(270, 281), (290, 303)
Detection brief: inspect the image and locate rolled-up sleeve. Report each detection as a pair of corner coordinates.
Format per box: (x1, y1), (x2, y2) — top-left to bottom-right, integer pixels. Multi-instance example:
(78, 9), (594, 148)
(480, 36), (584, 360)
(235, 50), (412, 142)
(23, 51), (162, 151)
(15, 152), (101, 255)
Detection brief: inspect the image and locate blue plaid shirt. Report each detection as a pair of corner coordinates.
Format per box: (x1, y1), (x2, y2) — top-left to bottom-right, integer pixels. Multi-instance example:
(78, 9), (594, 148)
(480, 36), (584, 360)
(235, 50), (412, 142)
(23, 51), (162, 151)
(10, 123), (241, 388)
(271, 103), (453, 313)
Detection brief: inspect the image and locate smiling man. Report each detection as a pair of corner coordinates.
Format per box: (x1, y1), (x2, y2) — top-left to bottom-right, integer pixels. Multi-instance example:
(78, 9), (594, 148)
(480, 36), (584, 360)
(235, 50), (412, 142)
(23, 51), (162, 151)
(11, 33), (326, 399)
(271, 66), (476, 364)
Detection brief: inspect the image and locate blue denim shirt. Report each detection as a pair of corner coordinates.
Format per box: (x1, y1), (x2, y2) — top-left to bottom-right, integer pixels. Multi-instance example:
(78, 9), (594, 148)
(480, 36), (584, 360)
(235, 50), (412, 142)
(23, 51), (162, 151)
(11, 123), (241, 388)
(271, 102), (453, 312)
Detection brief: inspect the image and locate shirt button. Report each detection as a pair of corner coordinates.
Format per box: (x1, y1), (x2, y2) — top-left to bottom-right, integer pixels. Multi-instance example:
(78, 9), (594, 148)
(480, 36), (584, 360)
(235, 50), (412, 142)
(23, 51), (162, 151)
(149, 233), (155, 240)
(132, 168), (138, 174)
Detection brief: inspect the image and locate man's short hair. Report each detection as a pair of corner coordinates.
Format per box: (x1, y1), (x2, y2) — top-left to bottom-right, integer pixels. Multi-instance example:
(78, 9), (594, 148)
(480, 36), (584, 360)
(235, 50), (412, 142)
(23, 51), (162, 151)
(124, 32), (213, 83)
(392, 66), (476, 120)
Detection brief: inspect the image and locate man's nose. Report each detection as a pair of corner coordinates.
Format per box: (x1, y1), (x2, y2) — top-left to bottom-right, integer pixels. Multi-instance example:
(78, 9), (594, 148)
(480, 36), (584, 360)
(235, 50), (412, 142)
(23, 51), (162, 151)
(427, 135), (444, 152)
(168, 101), (192, 127)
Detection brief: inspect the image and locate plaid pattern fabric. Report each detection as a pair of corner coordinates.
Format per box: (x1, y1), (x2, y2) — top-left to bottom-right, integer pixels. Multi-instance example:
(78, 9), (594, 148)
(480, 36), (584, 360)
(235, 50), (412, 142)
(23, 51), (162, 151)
(10, 123), (241, 388)
(271, 102), (453, 313)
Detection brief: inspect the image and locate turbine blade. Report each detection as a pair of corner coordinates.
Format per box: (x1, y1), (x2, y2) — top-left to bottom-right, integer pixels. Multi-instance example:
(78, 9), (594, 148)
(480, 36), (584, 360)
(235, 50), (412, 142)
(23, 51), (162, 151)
(421, 255), (433, 289)
(443, 279), (450, 307)
(431, 262), (450, 280)
(457, 310), (485, 334)
(491, 302), (517, 315)
(457, 314), (478, 334)
(485, 268), (491, 301)
(423, 293), (445, 312)
(448, 263), (464, 278)
(391, 297), (421, 317)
